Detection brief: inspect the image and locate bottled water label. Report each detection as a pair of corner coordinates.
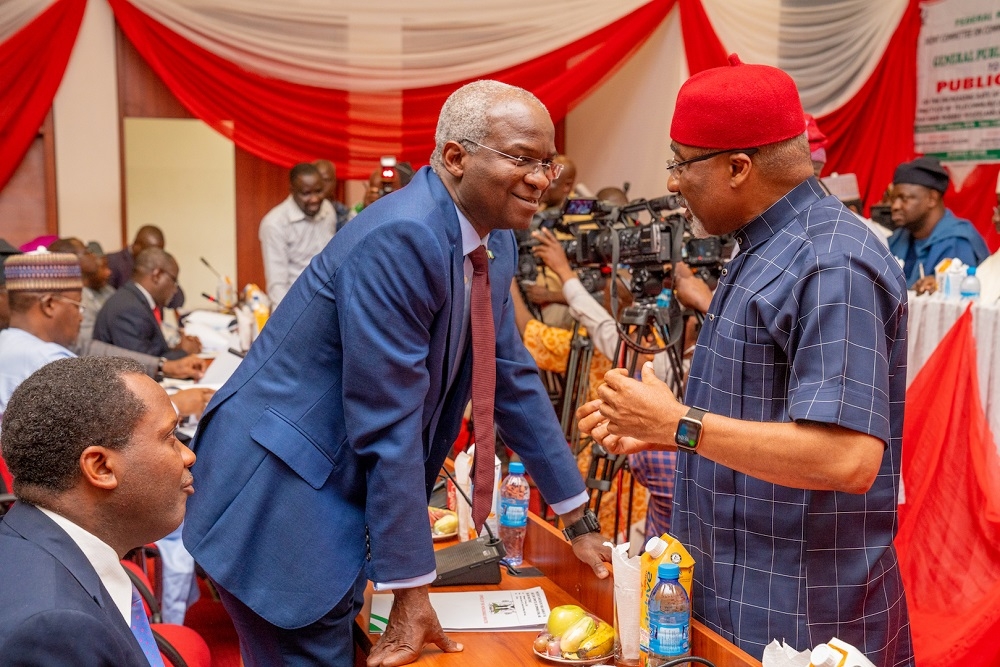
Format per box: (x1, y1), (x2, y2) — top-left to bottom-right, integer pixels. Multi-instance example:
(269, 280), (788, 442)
(649, 619), (690, 656)
(499, 497), (529, 528)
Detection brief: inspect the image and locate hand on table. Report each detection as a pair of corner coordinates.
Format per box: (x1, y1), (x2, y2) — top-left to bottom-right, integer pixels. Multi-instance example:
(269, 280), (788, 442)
(177, 334), (203, 355)
(367, 586), (462, 667)
(162, 354), (207, 380)
(913, 275), (938, 296)
(170, 388), (215, 420)
(569, 532), (612, 580)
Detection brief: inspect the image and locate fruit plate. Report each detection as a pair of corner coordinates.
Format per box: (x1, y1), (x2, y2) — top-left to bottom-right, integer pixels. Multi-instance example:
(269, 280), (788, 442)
(531, 647), (614, 665)
(429, 507), (458, 541)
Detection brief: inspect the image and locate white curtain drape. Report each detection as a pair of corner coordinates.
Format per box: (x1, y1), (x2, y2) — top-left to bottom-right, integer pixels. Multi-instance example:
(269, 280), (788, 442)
(126, 0), (652, 91)
(0, 0), (54, 42)
(701, 0), (908, 114)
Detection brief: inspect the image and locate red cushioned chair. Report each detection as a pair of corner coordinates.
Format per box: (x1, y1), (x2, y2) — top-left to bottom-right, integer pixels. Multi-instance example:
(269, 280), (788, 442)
(0, 456), (16, 517)
(121, 560), (211, 667)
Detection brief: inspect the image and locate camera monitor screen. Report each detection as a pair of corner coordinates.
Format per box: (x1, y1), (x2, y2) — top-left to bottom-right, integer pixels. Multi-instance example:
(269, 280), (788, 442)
(563, 198), (598, 216)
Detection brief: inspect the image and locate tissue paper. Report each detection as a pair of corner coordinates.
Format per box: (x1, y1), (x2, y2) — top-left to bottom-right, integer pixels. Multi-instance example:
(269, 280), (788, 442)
(606, 541), (641, 664)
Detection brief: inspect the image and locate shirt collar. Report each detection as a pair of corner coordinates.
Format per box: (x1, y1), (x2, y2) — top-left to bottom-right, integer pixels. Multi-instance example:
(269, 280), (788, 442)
(134, 282), (156, 310)
(453, 203), (489, 255)
(285, 195), (331, 224)
(36, 507), (133, 627)
(732, 176), (827, 253)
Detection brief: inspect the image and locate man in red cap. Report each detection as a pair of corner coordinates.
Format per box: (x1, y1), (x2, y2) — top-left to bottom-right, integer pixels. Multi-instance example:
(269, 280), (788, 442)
(579, 55), (913, 665)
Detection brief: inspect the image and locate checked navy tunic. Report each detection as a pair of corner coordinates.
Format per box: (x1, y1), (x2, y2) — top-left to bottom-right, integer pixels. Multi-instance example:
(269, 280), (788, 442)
(675, 177), (914, 666)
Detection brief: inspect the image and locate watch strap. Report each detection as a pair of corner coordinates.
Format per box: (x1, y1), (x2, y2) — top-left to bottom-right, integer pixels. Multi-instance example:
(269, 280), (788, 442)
(562, 508), (600, 541)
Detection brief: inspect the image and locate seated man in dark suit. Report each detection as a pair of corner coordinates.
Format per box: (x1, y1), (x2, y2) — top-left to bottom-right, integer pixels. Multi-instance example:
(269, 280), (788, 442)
(0, 356), (196, 666)
(107, 225), (184, 308)
(93, 248), (201, 360)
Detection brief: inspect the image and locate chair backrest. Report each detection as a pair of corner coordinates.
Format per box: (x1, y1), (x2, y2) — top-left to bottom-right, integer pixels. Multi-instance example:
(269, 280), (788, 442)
(151, 624), (211, 667)
(0, 455), (13, 495)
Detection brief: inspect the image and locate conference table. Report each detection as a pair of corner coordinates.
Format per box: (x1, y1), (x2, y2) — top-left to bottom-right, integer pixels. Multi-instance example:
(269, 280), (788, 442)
(366, 513), (761, 667)
(906, 295), (1000, 452)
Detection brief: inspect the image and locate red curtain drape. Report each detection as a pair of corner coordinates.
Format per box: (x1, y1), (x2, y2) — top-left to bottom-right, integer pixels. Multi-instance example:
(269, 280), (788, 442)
(108, 0), (676, 181)
(896, 306), (1000, 666)
(0, 0), (87, 192)
(678, 0), (728, 75)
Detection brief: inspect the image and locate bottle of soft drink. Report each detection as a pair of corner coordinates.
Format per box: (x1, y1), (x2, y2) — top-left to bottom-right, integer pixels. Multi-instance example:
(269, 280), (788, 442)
(645, 562), (690, 667)
(498, 461), (530, 566)
(960, 266), (981, 302)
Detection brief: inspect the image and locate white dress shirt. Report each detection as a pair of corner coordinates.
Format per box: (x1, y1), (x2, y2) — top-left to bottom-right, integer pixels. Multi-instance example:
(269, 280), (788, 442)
(259, 196), (336, 306)
(37, 507), (133, 628)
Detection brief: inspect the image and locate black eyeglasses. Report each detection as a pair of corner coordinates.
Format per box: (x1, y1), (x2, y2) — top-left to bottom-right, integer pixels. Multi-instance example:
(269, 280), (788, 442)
(666, 147), (759, 173)
(161, 269), (179, 285)
(461, 139), (564, 180)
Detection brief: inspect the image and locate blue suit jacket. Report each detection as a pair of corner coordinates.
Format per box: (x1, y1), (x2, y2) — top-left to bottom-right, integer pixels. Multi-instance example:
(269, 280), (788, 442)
(92, 282), (185, 360)
(183, 167), (585, 629)
(0, 502), (150, 666)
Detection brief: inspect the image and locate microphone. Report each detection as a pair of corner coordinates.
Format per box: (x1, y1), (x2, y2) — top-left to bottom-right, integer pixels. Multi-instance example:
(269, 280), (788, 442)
(200, 257), (223, 279)
(201, 292), (219, 304)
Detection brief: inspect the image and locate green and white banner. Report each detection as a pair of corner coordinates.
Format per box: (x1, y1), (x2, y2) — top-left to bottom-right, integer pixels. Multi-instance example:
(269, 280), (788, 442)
(916, 0), (1000, 162)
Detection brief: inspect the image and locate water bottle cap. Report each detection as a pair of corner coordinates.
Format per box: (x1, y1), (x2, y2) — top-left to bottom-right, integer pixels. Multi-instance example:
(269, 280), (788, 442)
(508, 461), (525, 474)
(967, 266), (976, 276)
(658, 562), (680, 580)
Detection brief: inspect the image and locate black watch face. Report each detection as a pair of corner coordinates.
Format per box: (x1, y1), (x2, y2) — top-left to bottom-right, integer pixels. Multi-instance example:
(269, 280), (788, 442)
(675, 419), (701, 449)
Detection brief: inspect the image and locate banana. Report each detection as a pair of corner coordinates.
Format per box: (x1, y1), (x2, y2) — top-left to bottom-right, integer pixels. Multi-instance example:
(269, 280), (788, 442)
(576, 620), (615, 659)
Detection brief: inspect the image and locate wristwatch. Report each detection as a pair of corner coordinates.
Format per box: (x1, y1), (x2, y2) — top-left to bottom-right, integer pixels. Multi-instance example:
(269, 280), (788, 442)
(674, 406), (707, 452)
(154, 357), (166, 383)
(563, 509), (600, 541)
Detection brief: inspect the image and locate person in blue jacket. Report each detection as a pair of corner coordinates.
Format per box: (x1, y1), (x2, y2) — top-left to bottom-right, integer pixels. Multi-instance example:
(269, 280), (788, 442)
(888, 155), (989, 287)
(182, 80), (610, 667)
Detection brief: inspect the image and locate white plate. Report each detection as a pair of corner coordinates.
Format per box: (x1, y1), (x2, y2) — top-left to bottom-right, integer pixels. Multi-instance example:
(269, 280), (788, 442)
(432, 529), (459, 542)
(532, 647), (614, 665)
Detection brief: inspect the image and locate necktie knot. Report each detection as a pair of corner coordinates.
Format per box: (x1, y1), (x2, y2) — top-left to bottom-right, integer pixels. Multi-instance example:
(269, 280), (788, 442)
(469, 245), (489, 275)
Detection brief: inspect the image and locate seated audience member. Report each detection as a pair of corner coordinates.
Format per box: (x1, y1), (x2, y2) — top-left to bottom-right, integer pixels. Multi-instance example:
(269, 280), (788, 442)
(0, 356), (195, 665)
(977, 178), (1000, 304)
(48, 238), (114, 344)
(313, 159), (351, 231)
(107, 225), (184, 309)
(0, 242), (204, 381)
(93, 248), (202, 361)
(259, 162), (336, 307)
(888, 156), (990, 288)
(804, 113), (827, 177)
(0, 252), (212, 419)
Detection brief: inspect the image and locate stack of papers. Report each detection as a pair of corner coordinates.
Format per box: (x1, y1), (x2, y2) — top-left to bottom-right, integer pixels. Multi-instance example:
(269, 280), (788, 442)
(370, 587), (550, 633)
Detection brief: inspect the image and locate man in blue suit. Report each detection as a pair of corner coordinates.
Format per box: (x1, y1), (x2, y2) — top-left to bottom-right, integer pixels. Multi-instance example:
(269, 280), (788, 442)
(0, 356), (196, 666)
(183, 80), (611, 666)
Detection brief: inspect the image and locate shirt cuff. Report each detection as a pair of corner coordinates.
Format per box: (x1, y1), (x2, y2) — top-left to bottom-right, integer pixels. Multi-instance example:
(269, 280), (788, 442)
(549, 491), (589, 517)
(372, 569), (437, 592)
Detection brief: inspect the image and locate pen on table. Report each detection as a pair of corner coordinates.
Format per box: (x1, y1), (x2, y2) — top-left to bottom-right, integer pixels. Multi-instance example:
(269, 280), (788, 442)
(202, 292), (219, 304)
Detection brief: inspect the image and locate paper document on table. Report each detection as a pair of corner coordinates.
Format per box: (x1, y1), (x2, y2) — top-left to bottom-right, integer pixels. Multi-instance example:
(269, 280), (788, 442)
(369, 587), (550, 633)
(198, 349), (243, 388)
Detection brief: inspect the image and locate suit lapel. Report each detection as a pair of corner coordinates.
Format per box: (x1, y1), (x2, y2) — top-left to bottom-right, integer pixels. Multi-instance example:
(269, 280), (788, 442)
(2, 503), (146, 657)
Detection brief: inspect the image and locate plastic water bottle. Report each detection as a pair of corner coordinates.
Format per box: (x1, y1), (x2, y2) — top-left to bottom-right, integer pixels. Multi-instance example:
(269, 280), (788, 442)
(498, 461), (530, 566)
(960, 266), (981, 302)
(644, 562), (690, 666)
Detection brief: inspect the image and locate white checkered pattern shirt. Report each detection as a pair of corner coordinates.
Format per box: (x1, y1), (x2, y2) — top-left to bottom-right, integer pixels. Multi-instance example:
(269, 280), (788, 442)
(677, 177), (914, 665)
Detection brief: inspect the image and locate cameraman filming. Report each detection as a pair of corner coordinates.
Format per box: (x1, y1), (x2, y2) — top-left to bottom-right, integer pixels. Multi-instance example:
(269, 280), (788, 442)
(578, 55), (912, 665)
(530, 227), (705, 538)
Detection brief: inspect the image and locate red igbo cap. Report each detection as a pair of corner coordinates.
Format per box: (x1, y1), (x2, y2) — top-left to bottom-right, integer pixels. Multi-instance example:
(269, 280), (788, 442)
(671, 54), (806, 149)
